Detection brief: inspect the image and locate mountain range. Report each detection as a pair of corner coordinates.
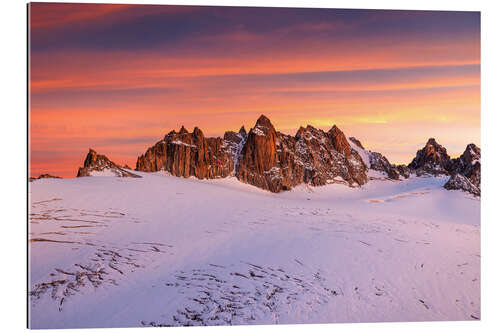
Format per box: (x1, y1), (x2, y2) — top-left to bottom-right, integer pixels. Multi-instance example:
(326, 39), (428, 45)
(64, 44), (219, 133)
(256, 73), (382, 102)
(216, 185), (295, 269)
(68, 115), (481, 196)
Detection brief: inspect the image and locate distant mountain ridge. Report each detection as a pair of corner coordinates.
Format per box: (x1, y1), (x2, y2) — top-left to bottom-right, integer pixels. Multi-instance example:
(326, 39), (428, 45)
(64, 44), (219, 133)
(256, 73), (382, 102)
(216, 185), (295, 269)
(73, 115), (480, 196)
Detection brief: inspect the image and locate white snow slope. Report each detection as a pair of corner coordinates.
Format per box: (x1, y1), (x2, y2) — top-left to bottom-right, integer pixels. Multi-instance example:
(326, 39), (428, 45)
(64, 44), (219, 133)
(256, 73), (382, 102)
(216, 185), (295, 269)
(28, 172), (480, 328)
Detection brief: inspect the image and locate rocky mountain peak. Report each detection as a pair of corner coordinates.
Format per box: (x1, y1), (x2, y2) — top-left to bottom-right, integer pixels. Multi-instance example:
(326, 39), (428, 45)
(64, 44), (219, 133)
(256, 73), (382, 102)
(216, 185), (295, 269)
(408, 138), (450, 175)
(249, 115), (276, 139)
(426, 137), (438, 145)
(83, 148), (98, 167)
(444, 173), (480, 197)
(133, 115), (480, 195)
(444, 143), (481, 196)
(255, 114), (273, 128)
(137, 116), (371, 192)
(328, 125), (351, 158)
(192, 127), (205, 146)
(236, 119), (368, 192)
(238, 115), (278, 178)
(238, 126), (247, 136)
(77, 149), (140, 178)
(137, 126), (233, 179)
(423, 138), (448, 159)
(462, 143), (480, 164)
(193, 126), (203, 137)
(295, 126), (306, 138)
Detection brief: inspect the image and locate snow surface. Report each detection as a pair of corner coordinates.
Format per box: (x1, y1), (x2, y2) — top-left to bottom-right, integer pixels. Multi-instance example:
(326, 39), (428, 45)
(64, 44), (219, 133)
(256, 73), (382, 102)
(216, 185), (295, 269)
(28, 173), (480, 328)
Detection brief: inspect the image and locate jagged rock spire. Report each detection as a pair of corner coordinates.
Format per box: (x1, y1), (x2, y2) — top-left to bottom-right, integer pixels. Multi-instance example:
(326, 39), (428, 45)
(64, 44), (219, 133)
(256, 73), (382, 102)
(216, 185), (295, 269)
(77, 149), (141, 178)
(408, 138), (450, 175)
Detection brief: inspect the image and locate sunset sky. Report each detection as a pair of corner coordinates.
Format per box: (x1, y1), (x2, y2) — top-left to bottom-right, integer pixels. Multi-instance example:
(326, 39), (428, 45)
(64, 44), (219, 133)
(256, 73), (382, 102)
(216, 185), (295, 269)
(29, 3), (480, 178)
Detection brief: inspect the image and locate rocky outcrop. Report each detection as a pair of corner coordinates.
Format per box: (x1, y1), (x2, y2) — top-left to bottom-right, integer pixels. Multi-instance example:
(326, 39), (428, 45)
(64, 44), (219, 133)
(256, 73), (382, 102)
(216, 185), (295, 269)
(444, 173), (480, 197)
(29, 174), (61, 182)
(408, 138), (451, 175)
(444, 143), (481, 196)
(236, 115), (281, 191)
(223, 126), (248, 172)
(136, 126), (234, 179)
(348, 137), (364, 149)
(136, 115), (368, 193)
(447, 144), (480, 182)
(77, 149), (141, 178)
(369, 152), (400, 180)
(406, 139), (481, 195)
(347, 137), (404, 180)
(236, 116), (368, 192)
(133, 115), (480, 195)
(396, 165), (411, 179)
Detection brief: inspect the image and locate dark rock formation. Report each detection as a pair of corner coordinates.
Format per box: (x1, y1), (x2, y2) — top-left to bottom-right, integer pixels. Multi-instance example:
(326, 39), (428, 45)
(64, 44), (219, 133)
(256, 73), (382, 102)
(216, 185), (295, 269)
(444, 173), (480, 197)
(29, 174), (61, 182)
(136, 126), (234, 179)
(444, 143), (481, 196)
(348, 137), (364, 149)
(134, 115), (479, 195)
(236, 115), (281, 191)
(348, 137), (402, 180)
(369, 152), (399, 180)
(401, 139), (481, 192)
(236, 116), (368, 192)
(447, 144), (481, 181)
(328, 125), (352, 159)
(137, 115), (368, 192)
(223, 126), (248, 171)
(396, 165), (411, 179)
(408, 138), (451, 175)
(77, 149), (141, 178)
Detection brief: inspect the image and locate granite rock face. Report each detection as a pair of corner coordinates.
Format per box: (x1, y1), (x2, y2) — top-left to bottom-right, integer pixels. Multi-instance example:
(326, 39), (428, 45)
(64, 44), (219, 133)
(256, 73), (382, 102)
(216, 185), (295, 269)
(77, 149), (141, 178)
(136, 126), (234, 179)
(236, 115), (281, 191)
(133, 115), (480, 195)
(136, 115), (368, 192)
(235, 116), (368, 192)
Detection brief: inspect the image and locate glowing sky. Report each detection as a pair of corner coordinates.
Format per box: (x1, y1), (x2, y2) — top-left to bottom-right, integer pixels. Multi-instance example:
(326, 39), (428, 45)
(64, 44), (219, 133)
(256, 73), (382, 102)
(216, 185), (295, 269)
(29, 3), (480, 178)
